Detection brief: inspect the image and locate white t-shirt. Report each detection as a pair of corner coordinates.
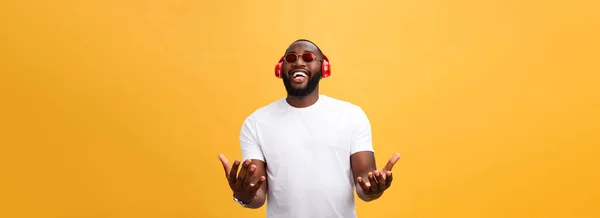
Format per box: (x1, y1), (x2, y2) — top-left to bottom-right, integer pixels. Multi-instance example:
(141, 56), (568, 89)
(240, 95), (374, 218)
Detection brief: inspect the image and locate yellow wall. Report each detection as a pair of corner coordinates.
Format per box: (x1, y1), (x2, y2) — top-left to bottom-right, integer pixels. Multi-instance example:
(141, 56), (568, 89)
(1, 0), (598, 217)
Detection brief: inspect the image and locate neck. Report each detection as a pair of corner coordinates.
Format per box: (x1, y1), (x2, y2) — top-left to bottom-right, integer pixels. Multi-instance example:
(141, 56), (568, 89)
(286, 88), (320, 108)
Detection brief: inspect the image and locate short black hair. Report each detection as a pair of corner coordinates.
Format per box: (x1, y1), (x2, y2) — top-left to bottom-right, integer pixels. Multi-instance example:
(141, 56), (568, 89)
(285, 39), (324, 58)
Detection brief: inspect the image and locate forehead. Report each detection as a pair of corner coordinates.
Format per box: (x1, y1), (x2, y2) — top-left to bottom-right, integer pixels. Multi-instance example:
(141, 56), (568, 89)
(285, 41), (319, 54)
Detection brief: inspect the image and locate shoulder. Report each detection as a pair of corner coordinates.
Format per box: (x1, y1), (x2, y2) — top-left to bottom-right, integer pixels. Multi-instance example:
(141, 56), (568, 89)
(239, 98), (285, 136)
(242, 98), (287, 122)
(322, 95), (368, 117)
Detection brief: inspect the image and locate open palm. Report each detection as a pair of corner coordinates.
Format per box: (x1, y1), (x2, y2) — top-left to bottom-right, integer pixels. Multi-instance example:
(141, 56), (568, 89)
(357, 153), (400, 195)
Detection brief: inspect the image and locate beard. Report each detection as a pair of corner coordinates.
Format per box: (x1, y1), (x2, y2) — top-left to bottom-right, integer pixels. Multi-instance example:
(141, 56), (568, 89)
(282, 69), (322, 97)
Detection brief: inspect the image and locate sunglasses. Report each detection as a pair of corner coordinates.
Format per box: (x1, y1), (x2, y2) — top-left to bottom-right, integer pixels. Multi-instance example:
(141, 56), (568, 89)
(283, 53), (319, 63)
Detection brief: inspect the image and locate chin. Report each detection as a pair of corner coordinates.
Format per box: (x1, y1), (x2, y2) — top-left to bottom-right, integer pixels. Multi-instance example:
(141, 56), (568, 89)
(292, 83), (308, 89)
(282, 73), (321, 97)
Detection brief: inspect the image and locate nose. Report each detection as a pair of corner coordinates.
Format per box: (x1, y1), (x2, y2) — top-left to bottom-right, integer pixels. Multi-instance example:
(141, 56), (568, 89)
(292, 55), (306, 67)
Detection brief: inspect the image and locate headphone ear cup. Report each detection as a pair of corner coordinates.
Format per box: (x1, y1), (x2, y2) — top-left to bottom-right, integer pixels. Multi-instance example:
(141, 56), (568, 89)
(321, 59), (331, 78)
(275, 56), (284, 78)
(275, 62), (283, 78)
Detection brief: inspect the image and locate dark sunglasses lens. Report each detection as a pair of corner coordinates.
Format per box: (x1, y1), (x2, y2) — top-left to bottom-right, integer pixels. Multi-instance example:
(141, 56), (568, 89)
(285, 54), (297, 63)
(302, 53), (314, 62)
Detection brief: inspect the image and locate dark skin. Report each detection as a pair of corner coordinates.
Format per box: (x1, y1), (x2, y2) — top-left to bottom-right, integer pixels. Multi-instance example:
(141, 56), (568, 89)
(218, 155), (267, 208)
(281, 41), (323, 108)
(352, 152), (401, 201)
(218, 40), (400, 208)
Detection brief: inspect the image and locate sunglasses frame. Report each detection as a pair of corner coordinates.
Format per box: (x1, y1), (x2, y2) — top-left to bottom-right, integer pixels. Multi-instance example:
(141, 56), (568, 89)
(283, 52), (322, 64)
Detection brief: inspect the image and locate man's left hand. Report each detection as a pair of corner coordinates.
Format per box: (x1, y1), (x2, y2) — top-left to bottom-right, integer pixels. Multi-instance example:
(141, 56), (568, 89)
(357, 153), (400, 197)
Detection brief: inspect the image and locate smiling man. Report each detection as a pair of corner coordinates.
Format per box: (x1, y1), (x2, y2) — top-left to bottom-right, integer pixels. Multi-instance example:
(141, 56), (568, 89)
(218, 39), (400, 218)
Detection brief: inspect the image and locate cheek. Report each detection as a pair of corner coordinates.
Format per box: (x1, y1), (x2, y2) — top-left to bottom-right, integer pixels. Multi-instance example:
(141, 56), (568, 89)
(309, 63), (321, 72)
(281, 64), (292, 74)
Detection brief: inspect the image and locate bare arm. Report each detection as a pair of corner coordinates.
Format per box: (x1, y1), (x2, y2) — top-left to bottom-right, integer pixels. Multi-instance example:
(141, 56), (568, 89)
(351, 151), (380, 201)
(223, 114), (268, 208)
(239, 159), (268, 209)
(348, 106), (400, 202)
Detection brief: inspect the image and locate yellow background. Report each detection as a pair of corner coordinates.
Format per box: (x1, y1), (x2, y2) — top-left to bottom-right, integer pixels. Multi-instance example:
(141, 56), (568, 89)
(1, 0), (598, 217)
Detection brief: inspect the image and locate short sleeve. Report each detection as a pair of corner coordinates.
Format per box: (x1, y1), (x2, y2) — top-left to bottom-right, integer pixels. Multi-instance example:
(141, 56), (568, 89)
(350, 106), (374, 154)
(239, 115), (265, 162)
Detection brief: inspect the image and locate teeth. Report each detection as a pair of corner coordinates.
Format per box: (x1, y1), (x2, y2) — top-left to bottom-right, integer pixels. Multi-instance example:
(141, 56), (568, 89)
(293, 72), (307, 78)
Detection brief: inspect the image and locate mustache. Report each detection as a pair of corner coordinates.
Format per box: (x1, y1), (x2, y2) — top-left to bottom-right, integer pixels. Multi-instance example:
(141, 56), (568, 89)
(287, 68), (311, 77)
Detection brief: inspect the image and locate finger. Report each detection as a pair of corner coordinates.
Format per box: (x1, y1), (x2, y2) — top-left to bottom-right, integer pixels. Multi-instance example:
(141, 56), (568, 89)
(235, 159), (251, 191)
(385, 171), (393, 188)
(218, 154), (230, 175)
(249, 176), (266, 194)
(228, 159), (240, 188)
(368, 172), (379, 192)
(357, 177), (370, 193)
(243, 164), (257, 188)
(382, 152), (401, 172)
(375, 170), (386, 190)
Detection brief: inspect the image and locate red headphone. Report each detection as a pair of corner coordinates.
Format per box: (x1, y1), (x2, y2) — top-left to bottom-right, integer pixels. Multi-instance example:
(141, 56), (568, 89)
(274, 55), (331, 79)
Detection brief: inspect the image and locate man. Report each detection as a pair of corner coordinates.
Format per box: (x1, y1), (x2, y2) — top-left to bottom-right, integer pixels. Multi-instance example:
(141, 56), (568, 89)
(218, 39), (400, 218)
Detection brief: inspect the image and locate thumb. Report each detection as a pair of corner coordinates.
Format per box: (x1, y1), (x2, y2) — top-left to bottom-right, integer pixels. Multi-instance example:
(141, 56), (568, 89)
(218, 154), (231, 174)
(382, 152), (400, 172)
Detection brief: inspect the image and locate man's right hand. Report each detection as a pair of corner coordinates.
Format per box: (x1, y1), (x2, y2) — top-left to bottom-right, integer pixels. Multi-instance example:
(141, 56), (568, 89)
(218, 154), (266, 204)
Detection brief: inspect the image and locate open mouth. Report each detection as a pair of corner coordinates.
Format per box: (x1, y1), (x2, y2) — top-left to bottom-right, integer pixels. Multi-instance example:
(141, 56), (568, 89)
(293, 72), (308, 78)
(290, 70), (309, 83)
